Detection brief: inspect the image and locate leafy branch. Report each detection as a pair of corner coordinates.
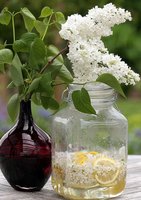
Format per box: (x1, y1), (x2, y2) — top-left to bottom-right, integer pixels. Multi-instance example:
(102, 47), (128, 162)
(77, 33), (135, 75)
(0, 6), (126, 121)
(40, 45), (68, 74)
(0, 6), (71, 121)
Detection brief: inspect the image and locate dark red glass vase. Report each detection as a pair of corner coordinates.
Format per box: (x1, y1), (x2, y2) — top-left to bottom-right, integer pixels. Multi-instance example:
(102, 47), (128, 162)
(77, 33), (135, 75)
(0, 100), (51, 191)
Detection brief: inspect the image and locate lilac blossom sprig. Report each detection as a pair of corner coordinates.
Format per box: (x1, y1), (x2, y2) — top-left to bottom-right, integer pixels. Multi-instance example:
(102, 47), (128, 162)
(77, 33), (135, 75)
(60, 3), (140, 85)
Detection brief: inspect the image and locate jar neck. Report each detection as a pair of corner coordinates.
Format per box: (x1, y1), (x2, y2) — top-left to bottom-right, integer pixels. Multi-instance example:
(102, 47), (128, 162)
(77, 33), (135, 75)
(66, 83), (117, 109)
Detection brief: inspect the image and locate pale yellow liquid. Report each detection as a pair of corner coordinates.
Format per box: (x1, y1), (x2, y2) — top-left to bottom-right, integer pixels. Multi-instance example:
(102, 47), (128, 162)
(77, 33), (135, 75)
(52, 176), (126, 199)
(52, 152), (126, 199)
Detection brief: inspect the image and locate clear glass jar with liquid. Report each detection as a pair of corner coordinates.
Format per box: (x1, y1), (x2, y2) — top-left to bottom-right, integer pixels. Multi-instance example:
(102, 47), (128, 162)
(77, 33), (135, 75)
(51, 83), (128, 200)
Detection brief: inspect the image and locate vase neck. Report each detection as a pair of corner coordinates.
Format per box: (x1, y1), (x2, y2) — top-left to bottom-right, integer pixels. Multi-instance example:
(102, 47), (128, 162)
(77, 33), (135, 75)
(17, 100), (33, 127)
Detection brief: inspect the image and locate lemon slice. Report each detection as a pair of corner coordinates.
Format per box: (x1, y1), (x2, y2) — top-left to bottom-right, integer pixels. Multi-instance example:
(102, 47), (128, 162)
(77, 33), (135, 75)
(94, 157), (119, 186)
(89, 151), (99, 155)
(73, 152), (88, 165)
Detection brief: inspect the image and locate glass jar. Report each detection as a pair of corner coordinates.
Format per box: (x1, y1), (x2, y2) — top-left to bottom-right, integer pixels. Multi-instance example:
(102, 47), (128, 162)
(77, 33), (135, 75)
(51, 83), (128, 200)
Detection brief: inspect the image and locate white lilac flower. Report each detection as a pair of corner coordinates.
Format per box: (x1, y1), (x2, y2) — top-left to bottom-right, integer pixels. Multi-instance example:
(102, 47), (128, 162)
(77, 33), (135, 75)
(87, 3), (132, 38)
(60, 3), (140, 85)
(59, 14), (83, 41)
(60, 3), (132, 41)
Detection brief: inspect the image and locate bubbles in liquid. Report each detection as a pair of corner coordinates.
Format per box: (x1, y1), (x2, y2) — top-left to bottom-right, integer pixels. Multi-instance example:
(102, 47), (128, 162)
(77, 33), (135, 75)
(52, 151), (126, 199)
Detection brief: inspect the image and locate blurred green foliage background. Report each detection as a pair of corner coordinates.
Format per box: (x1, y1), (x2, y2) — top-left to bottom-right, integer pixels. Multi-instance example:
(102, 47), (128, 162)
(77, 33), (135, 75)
(0, 0), (141, 154)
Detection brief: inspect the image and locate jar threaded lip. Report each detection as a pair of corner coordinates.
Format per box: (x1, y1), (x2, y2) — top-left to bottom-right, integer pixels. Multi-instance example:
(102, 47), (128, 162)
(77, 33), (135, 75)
(66, 83), (117, 107)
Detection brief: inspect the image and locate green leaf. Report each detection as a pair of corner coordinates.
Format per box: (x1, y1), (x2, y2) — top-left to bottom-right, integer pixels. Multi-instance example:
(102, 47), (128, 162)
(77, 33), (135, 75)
(12, 54), (23, 68)
(48, 98), (59, 110)
(59, 65), (73, 83)
(46, 64), (62, 79)
(72, 88), (96, 114)
(0, 63), (4, 72)
(43, 18), (49, 25)
(10, 54), (24, 86)
(21, 7), (36, 20)
(29, 38), (46, 68)
(21, 32), (38, 44)
(18, 85), (25, 96)
(22, 15), (35, 32)
(0, 49), (13, 64)
(27, 77), (41, 94)
(34, 20), (47, 38)
(13, 40), (28, 52)
(40, 96), (49, 109)
(10, 67), (23, 86)
(48, 45), (63, 63)
(21, 7), (36, 32)
(7, 93), (19, 121)
(81, 88), (91, 104)
(59, 101), (67, 110)
(13, 33), (38, 53)
(55, 12), (66, 24)
(32, 93), (41, 105)
(39, 73), (53, 96)
(41, 96), (59, 110)
(0, 44), (5, 50)
(0, 8), (11, 25)
(96, 73), (126, 98)
(7, 81), (15, 89)
(40, 7), (53, 18)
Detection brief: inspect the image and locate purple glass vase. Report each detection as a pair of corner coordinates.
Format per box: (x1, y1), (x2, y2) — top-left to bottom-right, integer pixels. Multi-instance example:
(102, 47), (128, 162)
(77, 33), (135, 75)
(0, 100), (51, 191)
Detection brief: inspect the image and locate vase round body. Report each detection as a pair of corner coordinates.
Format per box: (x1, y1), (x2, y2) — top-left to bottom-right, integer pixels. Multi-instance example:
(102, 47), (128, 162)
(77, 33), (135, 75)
(51, 83), (128, 200)
(0, 100), (51, 191)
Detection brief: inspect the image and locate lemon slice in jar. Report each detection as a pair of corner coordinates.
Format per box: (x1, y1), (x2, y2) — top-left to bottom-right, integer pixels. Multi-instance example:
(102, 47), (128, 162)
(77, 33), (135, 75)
(93, 156), (119, 186)
(89, 151), (99, 155)
(73, 151), (99, 165)
(73, 152), (88, 165)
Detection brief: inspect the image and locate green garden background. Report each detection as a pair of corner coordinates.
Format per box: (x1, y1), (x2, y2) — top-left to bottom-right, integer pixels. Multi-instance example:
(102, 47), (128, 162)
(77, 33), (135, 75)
(0, 0), (141, 154)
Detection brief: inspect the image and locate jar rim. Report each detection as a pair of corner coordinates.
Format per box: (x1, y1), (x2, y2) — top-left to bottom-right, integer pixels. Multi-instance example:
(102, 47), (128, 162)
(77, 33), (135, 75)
(66, 82), (117, 106)
(69, 82), (113, 91)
